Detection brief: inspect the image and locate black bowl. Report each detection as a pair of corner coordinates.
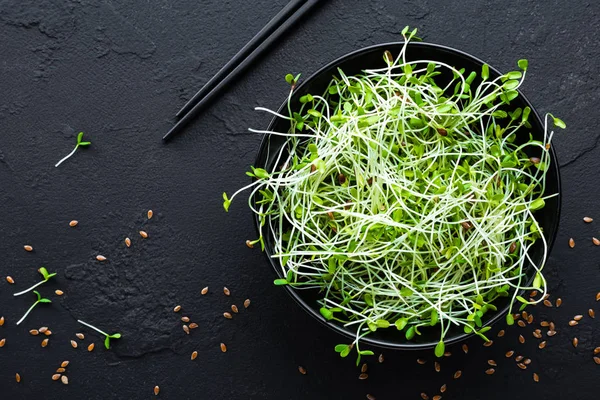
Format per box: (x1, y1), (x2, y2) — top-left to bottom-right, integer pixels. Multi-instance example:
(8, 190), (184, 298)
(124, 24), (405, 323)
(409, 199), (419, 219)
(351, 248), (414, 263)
(253, 42), (561, 350)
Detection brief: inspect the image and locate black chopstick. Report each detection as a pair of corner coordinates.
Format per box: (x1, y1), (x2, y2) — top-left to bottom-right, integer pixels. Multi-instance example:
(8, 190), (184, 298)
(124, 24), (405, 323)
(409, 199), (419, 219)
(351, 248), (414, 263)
(175, 0), (308, 119)
(163, 0), (322, 141)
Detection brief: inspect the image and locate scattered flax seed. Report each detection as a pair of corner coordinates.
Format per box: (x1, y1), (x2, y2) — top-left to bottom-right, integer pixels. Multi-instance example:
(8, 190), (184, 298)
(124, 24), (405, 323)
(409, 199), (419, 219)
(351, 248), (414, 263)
(69, 220), (78, 227)
(530, 290), (539, 297)
(433, 396), (442, 400)
(125, 238), (131, 248)
(220, 343), (227, 352)
(485, 368), (495, 375)
(154, 385), (160, 395)
(30, 329), (39, 336)
(517, 320), (526, 328)
(513, 313), (520, 320)
(56, 368), (66, 373)
(543, 293), (550, 300)
(539, 341), (547, 349)
(594, 347), (600, 355)
(533, 372), (540, 382)
(497, 330), (505, 337)
(173, 305), (181, 313)
(515, 355), (524, 362)
(181, 316), (190, 323)
(231, 305), (239, 313)
(572, 338), (579, 348)
(533, 330), (542, 339)
(41, 339), (49, 347)
(361, 363), (368, 373)
(378, 354), (384, 363)
(39, 327), (48, 333)
(524, 358), (532, 365)
(488, 360), (497, 367)
(223, 312), (233, 319)
(189, 323), (198, 329)
(574, 315), (583, 321)
(556, 298), (562, 307)
(522, 311), (528, 320)
(52, 374), (61, 381)
(223, 287), (231, 296)
(543, 300), (553, 307)
(16, 373), (21, 383)
(443, 352), (451, 357)
(569, 320), (579, 326)
(61, 361), (69, 368)
(88, 343), (95, 352)
(421, 393), (429, 400)
(528, 315), (534, 324)
(148, 210), (153, 219)
(549, 322), (556, 331)
(594, 237), (600, 246)
(584, 217), (593, 223)
(96, 255), (107, 261)
(569, 238), (575, 248)
(454, 370), (462, 379)
(61, 376), (68, 385)
(201, 287), (209, 295)
(0, 338), (5, 347)
(594, 357), (600, 365)
(70, 340), (78, 349)
(182, 325), (190, 335)
(24, 245), (33, 252)
(0, 316), (4, 326)
(366, 395), (376, 400)
(417, 358), (426, 365)
(540, 321), (550, 327)
(440, 384), (447, 393)
(139, 231), (148, 238)
(44, 330), (52, 336)
(76, 333), (85, 340)
(517, 363), (527, 370)
(358, 373), (368, 380)
(505, 351), (515, 358)
(434, 362), (440, 372)
(597, 292), (600, 302)
(519, 335), (525, 344)
(191, 351), (198, 361)
(6, 276), (14, 284)
(483, 340), (494, 347)
(589, 309), (595, 318)
(462, 344), (469, 354)
(55, 290), (64, 296)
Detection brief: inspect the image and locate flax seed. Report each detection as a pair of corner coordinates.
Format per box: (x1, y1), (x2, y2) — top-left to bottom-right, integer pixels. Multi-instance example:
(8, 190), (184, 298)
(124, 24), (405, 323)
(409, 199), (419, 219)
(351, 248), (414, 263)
(41, 338), (49, 347)
(6, 276), (14, 284)
(52, 374), (61, 381)
(125, 238), (131, 247)
(594, 357), (600, 365)
(55, 290), (64, 296)
(524, 358), (531, 365)
(56, 368), (66, 373)
(434, 362), (440, 372)
(594, 347), (600, 355)
(24, 245), (33, 252)
(139, 231), (148, 238)
(433, 396), (442, 400)
(556, 298), (562, 307)
(517, 363), (527, 370)
(530, 290), (539, 297)
(515, 355), (524, 362)
(154, 386), (160, 395)
(506, 350), (514, 358)
(569, 320), (578, 326)
(485, 368), (495, 375)
(539, 341), (547, 349)
(88, 343), (95, 352)
(533, 330), (542, 339)
(497, 330), (505, 337)
(594, 237), (600, 246)
(528, 315), (534, 324)
(519, 335), (525, 344)
(421, 393), (429, 400)
(574, 315), (583, 321)
(61, 376), (68, 385)
(96, 255), (106, 261)
(417, 358), (426, 365)
(223, 287), (231, 296)
(540, 321), (549, 327)
(518, 320), (526, 328)
(76, 333), (84, 340)
(201, 287), (209, 295)
(589, 309), (595, 318)
(0, 338), (5, 347)
(440, 384), (447, 393)
(16, 373), (21, 383)
(70, 340), (77, 348)
(533, 372), (539, 382)
(223, 312), (232, 319)
(191, 351), (198, 360)
(69, 220), (78, 227)
(444, 352), (451, 357)
(454, 370), (462, 379)
(569, 238), (575, 248)
(488, 360), (497, 366)
(584, 217), (593, 223)
(39, 327), (48, 333)
(173, 305), (181, 312)
(231, 305), (239, 313)
(547, 330), (556, 337)
(30, 329), (39, 336)
(189, 323), (198, 329)
(550, 322), (555, 331)
(61, 361), (69, 368)
(359, 373), (368, 380)
(148, 210), (153, 219)
(361, 363), (368, 373)
(182, 325), (190, 334)
(573, 338), (579, 348)
(462, 344), (468, 354)
(0, 316), (3, 326)
(378, 353), (384, 363)
(366, 395), (375, 400)
(181, 316), (190, 323)
(597, 292), (600, 301)
(543, 300), (552, 307)
(220, 343), (227, 352)
(484, 340), (494, 347)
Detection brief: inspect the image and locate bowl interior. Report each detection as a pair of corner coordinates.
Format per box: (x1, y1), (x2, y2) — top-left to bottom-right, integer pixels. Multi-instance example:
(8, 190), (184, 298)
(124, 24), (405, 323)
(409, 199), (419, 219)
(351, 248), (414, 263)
(254, 42), (561, 350)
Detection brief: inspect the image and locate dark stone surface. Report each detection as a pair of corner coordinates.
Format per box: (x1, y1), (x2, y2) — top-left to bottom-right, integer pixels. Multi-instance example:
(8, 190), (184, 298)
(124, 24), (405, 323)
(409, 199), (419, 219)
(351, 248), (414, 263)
(0, 0), (598, 398)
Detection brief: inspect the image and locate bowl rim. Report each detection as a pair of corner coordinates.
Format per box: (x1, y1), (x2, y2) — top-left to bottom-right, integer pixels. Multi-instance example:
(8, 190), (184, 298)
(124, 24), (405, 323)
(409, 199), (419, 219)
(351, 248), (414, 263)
(253, 41), (562, 350)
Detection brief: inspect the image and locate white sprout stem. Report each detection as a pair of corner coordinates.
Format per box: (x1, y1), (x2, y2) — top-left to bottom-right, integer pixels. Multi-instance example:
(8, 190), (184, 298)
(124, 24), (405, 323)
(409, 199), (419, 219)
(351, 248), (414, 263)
(55, 145), (78, 167)
(77, 319), (109, 337)
(13, 280), (47, 297)
(16, 301), (39, 325)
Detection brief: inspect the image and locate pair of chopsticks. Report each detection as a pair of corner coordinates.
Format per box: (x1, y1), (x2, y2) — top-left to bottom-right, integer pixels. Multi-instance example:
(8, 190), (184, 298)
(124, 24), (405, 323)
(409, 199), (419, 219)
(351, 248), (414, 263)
(163, 0), (322, 141)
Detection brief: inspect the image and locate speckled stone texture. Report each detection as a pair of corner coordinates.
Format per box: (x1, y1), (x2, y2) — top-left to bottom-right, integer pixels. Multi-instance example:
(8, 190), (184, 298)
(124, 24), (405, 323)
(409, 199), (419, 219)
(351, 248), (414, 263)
(0, 0), (598, 398)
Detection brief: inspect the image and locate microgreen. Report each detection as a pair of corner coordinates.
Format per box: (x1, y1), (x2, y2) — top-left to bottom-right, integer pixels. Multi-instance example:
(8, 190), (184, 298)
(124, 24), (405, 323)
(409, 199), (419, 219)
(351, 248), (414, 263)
(16, 290), (52, 325)
(13, 267), (57, 297)
(77, 320), (121, 349)
(225, 26), (564, 361)
(55, 132), (91, 167)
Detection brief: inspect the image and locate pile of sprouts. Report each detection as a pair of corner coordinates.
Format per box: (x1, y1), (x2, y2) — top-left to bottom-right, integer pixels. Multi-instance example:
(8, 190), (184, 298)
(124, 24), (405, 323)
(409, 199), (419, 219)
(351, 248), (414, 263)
(224, 27), (565, 362)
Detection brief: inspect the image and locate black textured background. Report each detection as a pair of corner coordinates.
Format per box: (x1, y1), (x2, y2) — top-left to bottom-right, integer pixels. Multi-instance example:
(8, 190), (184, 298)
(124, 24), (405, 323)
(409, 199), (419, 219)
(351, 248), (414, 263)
(0, 0), (598, 399)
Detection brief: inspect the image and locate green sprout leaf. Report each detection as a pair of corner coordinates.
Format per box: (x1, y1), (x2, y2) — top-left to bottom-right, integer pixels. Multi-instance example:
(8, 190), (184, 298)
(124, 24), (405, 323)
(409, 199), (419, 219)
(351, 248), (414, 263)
(285, 74), (295, 85)
(104, 336), (111, 349)
(506, 314), (515, 326)
(319, 307), (334, 320)
(273, 279), (288, 286)
(222, 192), (231, 212)
(395, 318), (408, 330)
(518, 59), (528, 71)
(434, 340), (445, 357)
(530, 198), (545, 211)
